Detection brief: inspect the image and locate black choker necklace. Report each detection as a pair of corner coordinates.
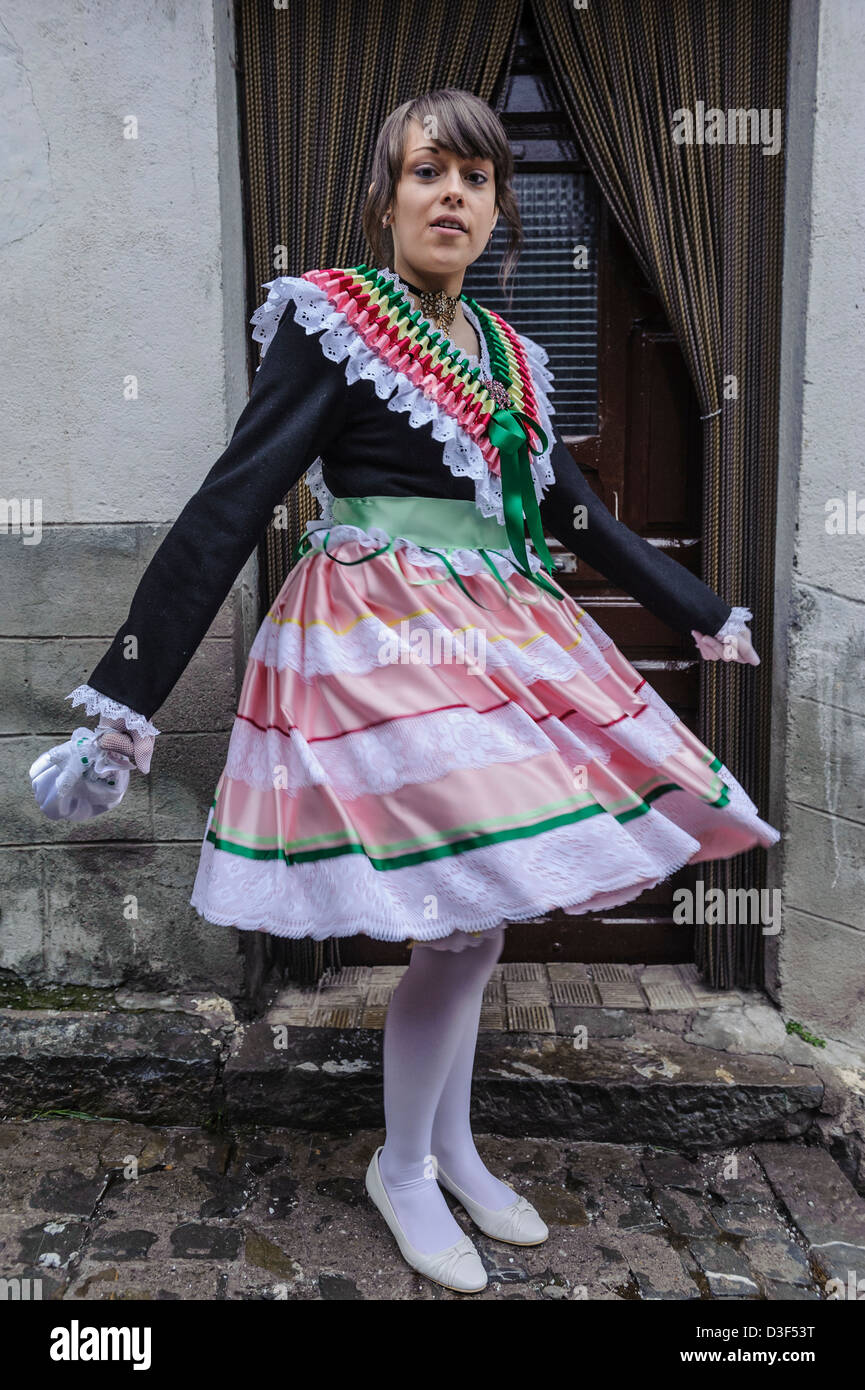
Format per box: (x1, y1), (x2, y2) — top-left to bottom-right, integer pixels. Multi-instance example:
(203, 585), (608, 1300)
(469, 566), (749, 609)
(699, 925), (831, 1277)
(394, 271), (461, 335)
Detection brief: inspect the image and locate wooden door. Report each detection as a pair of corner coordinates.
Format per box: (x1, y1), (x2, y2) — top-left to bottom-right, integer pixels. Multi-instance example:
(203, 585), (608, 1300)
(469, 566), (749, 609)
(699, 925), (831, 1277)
(503, 206), (707, 964)
(480, 14), (706, 964)
(339, 9), (706, 967)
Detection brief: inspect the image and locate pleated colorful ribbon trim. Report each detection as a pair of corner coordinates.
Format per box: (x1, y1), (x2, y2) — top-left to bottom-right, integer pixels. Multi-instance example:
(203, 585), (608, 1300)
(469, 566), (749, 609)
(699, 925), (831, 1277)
(300, 265), (563, 602)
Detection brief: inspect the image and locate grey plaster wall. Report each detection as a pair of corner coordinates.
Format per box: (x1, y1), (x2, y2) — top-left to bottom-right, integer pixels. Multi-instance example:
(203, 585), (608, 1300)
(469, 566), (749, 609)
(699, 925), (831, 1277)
(768, 0), (865, 1047)
(1, 0), (254, 996)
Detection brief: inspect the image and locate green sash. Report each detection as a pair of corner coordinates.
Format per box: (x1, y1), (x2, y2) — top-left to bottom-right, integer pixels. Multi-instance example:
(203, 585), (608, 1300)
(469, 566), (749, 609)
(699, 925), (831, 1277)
(292, 494), (564, 609)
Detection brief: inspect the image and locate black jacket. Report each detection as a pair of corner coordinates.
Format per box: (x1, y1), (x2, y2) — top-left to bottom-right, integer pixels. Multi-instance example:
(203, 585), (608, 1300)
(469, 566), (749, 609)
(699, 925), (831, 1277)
(82, 289), (734, 723)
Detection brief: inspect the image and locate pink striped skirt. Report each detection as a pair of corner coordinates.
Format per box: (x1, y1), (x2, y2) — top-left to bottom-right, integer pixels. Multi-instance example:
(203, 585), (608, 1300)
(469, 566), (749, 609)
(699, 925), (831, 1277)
(189, 534), (780, 944)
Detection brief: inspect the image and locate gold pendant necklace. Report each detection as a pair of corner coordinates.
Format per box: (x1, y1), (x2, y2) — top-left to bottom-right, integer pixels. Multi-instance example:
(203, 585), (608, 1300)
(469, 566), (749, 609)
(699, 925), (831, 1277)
(397, 274), (459, 335)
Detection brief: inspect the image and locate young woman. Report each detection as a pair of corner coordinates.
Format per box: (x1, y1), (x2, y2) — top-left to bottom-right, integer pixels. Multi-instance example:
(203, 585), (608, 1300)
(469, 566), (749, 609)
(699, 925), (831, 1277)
(30, 89), (780, 1295)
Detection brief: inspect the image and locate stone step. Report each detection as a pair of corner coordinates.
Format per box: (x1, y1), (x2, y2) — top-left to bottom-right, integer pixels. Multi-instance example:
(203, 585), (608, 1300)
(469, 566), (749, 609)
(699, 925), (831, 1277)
(0, 999), (233, 1127)
(0, 980), (829, 1149)
(224, 1019), (822, 1147)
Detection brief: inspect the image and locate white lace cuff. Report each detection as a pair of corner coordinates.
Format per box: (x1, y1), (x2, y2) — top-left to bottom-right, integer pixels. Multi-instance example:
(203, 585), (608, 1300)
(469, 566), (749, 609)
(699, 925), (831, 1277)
(65, 684), (161, 739)
(714, 606), (753, 640)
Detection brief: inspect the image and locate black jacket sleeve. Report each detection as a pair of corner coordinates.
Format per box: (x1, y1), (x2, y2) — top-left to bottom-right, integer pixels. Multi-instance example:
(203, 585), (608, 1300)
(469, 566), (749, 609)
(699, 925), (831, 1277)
(79, 298), (348, 721)
(538, 437), (733, 639)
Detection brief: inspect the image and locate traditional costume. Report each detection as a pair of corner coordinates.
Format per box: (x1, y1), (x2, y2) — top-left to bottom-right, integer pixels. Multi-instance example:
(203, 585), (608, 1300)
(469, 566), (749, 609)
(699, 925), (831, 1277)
(53, 264), (779, 944)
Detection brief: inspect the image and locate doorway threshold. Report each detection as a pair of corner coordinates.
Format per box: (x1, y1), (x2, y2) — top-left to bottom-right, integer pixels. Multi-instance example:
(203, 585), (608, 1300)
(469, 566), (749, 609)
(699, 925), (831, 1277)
(268, 961), (754, 1032)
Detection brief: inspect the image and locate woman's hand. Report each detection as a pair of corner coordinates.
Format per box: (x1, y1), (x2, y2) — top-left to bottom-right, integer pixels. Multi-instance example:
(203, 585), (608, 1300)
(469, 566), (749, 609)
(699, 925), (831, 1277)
(28, 715), (154, 822)
(691, 627), (760, 665)
(29, 727), (132, 821)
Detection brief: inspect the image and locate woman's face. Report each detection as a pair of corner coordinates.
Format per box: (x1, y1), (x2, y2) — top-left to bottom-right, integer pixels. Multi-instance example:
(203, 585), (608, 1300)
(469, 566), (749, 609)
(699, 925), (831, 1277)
(386, 116), (498, 281)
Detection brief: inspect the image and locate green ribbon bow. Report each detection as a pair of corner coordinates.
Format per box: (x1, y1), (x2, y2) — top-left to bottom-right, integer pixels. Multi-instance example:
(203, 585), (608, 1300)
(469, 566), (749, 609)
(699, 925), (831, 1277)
(485, 407), (562, 601)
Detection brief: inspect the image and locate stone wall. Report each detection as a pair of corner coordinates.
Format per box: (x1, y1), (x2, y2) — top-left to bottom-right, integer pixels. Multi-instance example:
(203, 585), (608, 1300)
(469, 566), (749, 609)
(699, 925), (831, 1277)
(1, 0), (252, 996)
(767, 0), (865, 1048)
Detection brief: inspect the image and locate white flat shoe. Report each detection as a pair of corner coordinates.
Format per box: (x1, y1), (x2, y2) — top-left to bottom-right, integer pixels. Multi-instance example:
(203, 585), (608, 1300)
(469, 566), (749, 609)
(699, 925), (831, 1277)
(365, 1147), (488, 1293)
(434, 1161), (550, 1246)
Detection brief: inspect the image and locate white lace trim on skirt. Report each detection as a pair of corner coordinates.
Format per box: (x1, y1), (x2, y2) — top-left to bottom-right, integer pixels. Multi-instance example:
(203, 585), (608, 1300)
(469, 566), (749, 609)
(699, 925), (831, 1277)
(189, 790), (777, 941)
(221, 701), (686, 803)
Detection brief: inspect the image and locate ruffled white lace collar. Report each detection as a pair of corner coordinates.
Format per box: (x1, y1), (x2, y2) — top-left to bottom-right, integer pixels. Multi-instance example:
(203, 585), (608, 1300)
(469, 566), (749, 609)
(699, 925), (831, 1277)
(254, 269), (557, 530)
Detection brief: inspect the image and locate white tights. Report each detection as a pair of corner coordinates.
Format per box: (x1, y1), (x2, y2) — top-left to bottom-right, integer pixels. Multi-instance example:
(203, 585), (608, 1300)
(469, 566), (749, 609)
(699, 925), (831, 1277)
(377, 925), (516, 1254)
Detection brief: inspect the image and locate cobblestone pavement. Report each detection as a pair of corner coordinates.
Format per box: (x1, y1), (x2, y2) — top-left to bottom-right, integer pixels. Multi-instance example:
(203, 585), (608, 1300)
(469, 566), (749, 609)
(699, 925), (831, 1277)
(1, 1119), (862, 1300)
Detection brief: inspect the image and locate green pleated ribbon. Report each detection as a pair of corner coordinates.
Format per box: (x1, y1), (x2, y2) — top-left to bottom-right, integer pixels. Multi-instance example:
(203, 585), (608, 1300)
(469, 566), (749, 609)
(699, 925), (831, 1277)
(485, 407), (561, 600)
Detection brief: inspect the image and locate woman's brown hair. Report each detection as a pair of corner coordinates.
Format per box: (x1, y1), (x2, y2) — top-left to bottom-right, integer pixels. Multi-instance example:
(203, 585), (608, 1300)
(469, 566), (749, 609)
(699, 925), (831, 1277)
(361, 88), (523, 294)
